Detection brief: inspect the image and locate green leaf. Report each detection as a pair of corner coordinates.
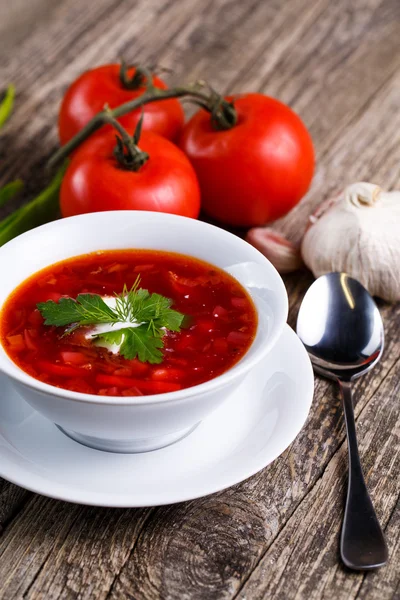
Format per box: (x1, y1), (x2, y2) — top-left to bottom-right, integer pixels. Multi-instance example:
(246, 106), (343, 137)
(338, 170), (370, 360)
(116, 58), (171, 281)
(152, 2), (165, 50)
(75, 294), (118, 323)
(0, 162), (67, 247)
(95, 329), (124, 346)
(0, 180), (24, 208)
(134, 287), (151, 306)
(136, 293), (172, 322)
(122, 325), (164, 362)
(97, 326), (164, 363)
(155, 307), (185, 332)
(0, 84), (15, 129)
(37, 297), (86, 326)
(37, 294), (118, 327)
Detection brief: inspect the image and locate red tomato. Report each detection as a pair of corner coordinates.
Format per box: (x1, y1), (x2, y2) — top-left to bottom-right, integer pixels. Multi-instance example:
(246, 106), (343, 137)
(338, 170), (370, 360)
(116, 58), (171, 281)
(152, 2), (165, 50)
(60, 129), (201, 219)
(179, 93), (315, 227)
(58, 64), (185, 145)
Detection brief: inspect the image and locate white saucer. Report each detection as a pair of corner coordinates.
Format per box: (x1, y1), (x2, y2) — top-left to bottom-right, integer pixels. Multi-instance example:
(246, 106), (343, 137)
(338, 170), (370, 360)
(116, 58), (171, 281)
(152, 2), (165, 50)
(0, 325), (313, 507)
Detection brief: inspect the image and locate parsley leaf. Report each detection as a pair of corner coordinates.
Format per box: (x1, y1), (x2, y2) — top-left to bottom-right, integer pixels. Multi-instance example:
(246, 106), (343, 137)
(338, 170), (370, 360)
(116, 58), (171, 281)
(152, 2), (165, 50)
(36, 276), (186, 364)
(136, 293), (172, 322)
(154, 308), (185, 332)
(98, 325), (164, 363)
(93, 329), (124, 346)
(37, 294), (117, 327)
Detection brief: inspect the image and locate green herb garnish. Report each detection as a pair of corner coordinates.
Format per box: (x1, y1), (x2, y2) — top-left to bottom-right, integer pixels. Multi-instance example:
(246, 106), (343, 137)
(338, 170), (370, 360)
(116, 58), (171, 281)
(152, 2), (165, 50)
(37, 276), (186, 364)
(0, 84), (15, 129)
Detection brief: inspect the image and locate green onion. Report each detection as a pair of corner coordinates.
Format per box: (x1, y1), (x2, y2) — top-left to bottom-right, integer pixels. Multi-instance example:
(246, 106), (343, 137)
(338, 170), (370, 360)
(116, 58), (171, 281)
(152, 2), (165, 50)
(0, 84), (15, 129)
(0, 179), (24, 208)
(0, 163), (67, 247)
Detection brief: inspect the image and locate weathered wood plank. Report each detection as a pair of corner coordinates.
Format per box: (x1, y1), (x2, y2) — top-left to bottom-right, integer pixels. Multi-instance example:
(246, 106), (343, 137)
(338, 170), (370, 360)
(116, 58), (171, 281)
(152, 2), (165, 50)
(0, 480), (30, 535)
(0, 0), (59, 55)
(356, 498), (400, 600)
(0, 497), (82, 599)
(0, 495), (154, 600)
(25, 506), (155, 600)
(154, 0), (328, 88)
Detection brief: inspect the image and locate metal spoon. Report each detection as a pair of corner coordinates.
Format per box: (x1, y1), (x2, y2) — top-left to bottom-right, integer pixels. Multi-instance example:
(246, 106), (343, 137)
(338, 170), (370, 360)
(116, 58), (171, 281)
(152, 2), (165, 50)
(296, 272), (388, 570)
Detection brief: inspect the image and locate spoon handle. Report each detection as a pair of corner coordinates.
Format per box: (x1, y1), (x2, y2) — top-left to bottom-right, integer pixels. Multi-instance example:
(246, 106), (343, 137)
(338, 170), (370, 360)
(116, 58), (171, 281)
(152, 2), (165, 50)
(339, 380), (388, 570)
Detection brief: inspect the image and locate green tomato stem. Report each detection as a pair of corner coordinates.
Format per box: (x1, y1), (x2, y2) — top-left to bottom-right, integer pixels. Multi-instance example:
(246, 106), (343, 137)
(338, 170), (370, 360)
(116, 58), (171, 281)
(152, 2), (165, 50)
(47, 82), (238, 169)
(119, 61), (155, 92)
(102, 109), (149, 171)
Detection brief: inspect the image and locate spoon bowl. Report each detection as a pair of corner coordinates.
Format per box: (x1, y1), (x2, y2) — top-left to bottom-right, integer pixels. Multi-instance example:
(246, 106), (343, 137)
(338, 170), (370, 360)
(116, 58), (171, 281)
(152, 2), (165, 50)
(297, 272), (384, 380)
(297, 272), (388, 570)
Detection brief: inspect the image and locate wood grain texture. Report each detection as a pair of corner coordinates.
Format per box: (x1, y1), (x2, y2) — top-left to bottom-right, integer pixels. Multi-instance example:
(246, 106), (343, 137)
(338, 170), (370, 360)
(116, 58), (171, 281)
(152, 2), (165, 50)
(0, 481), (30, 535)
(0, 0), (399, 598)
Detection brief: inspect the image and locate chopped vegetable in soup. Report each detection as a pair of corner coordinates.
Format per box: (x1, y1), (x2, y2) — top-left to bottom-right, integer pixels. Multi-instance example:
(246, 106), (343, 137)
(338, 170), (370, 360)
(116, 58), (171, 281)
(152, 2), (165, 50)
(1, 250), (257, 396)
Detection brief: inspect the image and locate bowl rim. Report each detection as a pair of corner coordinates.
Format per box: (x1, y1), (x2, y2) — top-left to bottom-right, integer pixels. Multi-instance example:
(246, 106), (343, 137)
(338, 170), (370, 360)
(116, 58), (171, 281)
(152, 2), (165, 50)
(0, 211), (288, 406)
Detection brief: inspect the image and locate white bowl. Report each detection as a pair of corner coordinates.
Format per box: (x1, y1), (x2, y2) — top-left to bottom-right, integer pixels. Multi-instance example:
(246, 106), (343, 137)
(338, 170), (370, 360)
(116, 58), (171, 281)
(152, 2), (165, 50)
(0, 211), (288, 453)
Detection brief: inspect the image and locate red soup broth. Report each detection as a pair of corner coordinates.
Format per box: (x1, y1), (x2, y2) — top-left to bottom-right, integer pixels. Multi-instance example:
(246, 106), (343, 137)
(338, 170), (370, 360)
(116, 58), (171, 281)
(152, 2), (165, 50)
(0, 250), (257, 396)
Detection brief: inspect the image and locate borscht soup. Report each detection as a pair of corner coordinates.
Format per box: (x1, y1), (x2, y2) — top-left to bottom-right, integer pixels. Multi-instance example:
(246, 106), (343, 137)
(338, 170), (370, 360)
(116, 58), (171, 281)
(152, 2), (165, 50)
(0, 250), (257, 396)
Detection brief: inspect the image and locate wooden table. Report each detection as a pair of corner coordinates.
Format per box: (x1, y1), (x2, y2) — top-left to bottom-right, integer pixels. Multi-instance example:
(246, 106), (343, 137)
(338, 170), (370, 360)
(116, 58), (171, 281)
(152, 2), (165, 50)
(1, 1), (399, 598)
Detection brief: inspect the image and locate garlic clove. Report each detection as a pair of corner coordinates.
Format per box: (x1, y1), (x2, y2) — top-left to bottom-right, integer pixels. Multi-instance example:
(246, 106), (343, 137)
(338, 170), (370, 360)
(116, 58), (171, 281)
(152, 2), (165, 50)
(301, 182), (400, 302)
(346, 182), (382, 207)
(246, 227), (303, 273)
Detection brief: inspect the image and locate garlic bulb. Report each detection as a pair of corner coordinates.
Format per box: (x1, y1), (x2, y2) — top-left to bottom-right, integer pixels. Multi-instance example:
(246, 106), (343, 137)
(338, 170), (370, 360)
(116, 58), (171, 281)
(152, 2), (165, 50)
(301, 182), (400, 302)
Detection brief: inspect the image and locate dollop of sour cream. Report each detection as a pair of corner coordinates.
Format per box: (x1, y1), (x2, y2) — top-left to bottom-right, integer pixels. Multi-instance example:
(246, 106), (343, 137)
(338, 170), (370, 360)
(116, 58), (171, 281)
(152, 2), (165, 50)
(85, 296), (143, 355)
